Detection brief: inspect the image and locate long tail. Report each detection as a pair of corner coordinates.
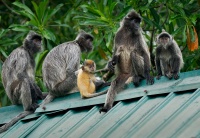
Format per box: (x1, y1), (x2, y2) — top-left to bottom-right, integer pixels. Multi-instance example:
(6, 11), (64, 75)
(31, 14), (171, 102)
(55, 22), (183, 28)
(82, 90), (107, 99)
(0, 111), (33, 133)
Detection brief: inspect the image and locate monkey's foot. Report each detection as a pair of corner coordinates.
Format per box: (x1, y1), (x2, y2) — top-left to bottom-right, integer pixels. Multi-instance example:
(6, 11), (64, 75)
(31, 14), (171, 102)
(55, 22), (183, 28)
(156, 75), (162, 80)
(146, 76), (154, 85)
(133, 76), (140, 87)
(173, 73), (180, 80)
(30, 103), (39, 111)
(99, 105), (111, 113)
(166, 73), (173, 80)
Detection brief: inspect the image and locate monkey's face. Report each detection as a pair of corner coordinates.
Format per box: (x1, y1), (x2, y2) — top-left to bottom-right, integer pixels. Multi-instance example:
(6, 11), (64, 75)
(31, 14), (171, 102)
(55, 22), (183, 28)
(77, 33), (94, 52)
(157, 34), (171, 48)
(124, 11), (141, 31)
(85, 37), (93, 52)
(83, 60), (96, 73)
(31, 36), (42, 52)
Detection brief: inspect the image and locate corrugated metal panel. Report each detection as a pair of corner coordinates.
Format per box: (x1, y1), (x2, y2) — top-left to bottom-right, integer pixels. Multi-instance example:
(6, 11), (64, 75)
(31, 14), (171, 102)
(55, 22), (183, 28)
(0, 70), (200, 138)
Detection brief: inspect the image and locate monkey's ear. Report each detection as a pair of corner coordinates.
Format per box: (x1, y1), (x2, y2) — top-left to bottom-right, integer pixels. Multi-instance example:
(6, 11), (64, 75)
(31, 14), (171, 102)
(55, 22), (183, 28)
(155, 37), (158, 42)
(162, 29), (166, 32)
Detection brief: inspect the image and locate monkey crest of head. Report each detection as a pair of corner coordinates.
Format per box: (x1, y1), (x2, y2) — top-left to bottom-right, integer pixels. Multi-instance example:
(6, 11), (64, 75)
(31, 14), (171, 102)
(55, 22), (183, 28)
(75, 30), (94, 52)
(23, 31), (42, 54)
(82, 59), (96, 73)
(156, 29), (173, 49)
(121, 10), (142, 33)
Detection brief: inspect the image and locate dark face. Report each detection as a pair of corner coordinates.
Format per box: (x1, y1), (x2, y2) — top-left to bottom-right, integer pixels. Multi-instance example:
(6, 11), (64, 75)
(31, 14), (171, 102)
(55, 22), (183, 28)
(85, 36), (93, 52)
(77, 33), (94, 52)
(157, 34), (170, 47)
(124, 11), (141, 30)
(31, 35), (42, 52)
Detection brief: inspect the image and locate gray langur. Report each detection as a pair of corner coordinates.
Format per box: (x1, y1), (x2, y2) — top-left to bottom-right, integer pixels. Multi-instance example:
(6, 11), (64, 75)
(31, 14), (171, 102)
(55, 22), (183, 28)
(155, 30), (184, 80)
(100, 10), (154, 113)
(0, 31), (44, 133)
(40, 31), (108, 109)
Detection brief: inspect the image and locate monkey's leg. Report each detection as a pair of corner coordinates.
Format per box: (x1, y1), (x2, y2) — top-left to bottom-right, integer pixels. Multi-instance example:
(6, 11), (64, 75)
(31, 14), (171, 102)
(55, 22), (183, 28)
(155, 58), (162, 80)
(99, 74), (129, 113)
(40, 94), (55, 110)
(20, 79), (38, 111)
(170, 57), (181, 80)
(131, 52), (145, 87)
(161, 60), (173, 80)
(30, 81), (44, 100)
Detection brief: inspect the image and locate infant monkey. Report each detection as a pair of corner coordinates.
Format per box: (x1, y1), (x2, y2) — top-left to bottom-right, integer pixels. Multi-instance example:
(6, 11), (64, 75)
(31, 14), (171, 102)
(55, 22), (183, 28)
(77, 59), (108, 98)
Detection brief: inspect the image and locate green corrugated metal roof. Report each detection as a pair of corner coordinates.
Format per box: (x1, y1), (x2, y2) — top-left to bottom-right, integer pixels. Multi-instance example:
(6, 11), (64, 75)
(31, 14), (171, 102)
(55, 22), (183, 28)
(0, 70), (200, 138)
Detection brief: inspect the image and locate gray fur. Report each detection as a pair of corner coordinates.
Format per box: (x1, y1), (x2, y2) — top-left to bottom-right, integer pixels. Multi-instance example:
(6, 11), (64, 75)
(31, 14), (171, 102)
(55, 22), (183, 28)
(155, 30), (184, 80)
(40, 31), (94, 108)
(0, 31), (43, 133)
(100, 10), (154, 113)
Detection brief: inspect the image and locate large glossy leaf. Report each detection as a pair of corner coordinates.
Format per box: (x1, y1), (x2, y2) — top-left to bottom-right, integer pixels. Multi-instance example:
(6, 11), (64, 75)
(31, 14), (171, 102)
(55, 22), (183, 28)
(42, 29), (56, 42)
(43, 3), (63, 25)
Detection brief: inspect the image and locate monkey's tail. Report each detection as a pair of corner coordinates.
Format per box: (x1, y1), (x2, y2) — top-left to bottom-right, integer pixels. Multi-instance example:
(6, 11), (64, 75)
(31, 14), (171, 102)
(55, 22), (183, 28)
(0, 111), (33, 133)
(82, 90), (107, 99)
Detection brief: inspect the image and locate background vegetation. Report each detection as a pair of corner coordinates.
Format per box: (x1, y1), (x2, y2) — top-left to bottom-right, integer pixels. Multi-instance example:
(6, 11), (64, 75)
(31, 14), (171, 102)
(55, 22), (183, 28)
(0, 0), (200, 107)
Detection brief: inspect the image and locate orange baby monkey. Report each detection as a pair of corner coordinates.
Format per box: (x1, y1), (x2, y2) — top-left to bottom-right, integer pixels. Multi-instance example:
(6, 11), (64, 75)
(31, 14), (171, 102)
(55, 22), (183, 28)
(77, 59), (108, 99)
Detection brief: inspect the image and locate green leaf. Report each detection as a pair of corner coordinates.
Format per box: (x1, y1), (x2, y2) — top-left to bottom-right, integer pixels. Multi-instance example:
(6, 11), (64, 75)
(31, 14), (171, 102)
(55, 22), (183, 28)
(13, 1), (35, 17)
(0, 48), (8, 58)
(182, 25), (187, 42)
(31, 1), (39, 19)
(109, 2), (118, 15)
(38, 0), (49, 23)
(43, 3), (63, 25)
(116, 6), (132, 20)
(35, 50), (48, 74)
(79, 20), (109, 26)
(42, 29), (56, 42)
(150, 8), (160, 23)
(10, 26), (30, 32)
(0, 29), (8, 38)
(0, 39), (18, 46)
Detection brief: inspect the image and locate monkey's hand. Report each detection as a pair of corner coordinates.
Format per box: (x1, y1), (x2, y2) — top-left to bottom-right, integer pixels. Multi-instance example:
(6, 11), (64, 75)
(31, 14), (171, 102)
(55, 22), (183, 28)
(108, 61), (116, 72)
(146, 75), (154, 85)
(156, 74), (162, 80)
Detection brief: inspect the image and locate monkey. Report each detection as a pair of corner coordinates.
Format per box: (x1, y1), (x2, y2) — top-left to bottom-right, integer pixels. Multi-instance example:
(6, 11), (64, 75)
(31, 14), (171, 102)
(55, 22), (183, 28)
(155, 29), (184, 80)
(77, 59), (108, 98)
(0, 31), (44, 133)
(99, 10), (154, 113)
(40, 30), (109, 109)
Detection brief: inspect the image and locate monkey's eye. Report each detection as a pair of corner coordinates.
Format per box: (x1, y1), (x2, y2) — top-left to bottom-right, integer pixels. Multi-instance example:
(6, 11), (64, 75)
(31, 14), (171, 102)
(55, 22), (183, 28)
(33, 38), (41, 44)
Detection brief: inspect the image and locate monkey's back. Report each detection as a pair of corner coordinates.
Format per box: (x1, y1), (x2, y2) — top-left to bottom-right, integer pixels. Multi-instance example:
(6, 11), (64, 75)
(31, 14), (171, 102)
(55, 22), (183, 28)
(77, 70), (95, 97)
(2, 47), (34, 102)
(42, 41), (81, 92)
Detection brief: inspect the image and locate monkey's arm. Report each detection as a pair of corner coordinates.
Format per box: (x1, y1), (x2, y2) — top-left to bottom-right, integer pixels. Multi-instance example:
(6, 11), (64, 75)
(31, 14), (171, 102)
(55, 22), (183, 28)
(94, 80), (111, 90)
(155, 48), (162, 80)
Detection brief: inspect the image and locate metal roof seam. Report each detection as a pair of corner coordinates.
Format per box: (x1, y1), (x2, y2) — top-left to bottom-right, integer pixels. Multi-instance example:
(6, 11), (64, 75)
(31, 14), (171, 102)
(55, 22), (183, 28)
(148, 88), (200, 137)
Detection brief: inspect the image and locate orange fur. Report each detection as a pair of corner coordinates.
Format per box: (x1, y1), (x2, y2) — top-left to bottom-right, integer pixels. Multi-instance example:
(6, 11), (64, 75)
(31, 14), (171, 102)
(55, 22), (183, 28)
(77, 59), (107, 98)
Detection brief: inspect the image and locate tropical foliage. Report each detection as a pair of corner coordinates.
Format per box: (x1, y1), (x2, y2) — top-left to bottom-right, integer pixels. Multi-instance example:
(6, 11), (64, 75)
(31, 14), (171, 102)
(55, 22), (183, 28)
(0, 0), (199, 106)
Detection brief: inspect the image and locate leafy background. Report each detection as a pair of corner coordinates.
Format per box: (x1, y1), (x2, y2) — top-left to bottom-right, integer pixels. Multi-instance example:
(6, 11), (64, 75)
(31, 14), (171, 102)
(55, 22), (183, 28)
(0, 0), (200, 107)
